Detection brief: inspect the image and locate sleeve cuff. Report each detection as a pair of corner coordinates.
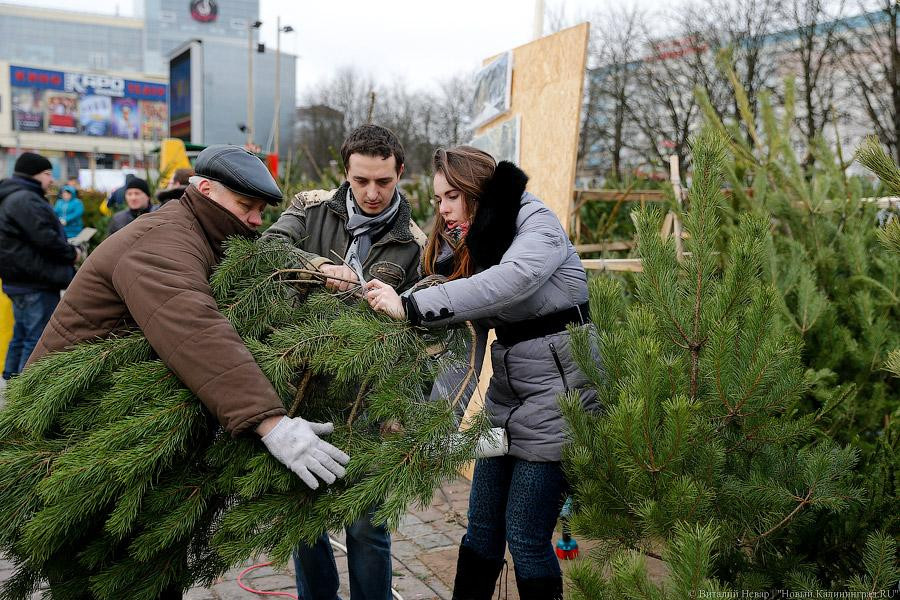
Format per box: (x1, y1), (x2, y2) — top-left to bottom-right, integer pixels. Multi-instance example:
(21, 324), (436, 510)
(403, 294), (422, 327)
(307, 255), (333, 270)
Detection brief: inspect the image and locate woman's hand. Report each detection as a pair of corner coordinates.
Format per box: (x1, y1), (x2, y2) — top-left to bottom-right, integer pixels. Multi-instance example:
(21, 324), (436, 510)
(365, 279), (406, 320)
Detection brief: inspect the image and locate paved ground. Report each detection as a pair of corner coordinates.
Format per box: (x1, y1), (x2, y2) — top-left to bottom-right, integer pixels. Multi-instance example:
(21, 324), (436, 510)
(182, 477), (474, 600)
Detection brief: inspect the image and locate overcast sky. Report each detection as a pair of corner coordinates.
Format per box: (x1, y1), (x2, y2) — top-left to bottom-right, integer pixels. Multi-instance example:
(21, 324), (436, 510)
(7, 0), (675, 100)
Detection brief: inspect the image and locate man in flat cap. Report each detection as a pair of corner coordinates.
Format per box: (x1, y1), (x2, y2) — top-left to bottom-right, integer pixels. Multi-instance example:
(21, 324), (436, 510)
(29, 144), (348, 500)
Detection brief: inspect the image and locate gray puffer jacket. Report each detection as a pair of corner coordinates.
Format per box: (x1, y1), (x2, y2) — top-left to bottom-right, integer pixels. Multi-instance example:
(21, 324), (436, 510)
(409, 188), (600, 462)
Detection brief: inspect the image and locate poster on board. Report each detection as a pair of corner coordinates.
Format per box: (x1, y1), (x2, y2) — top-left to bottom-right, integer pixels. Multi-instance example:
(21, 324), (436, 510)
(79, 95), (112, 136)
(12, 88), (45, 131)
(470, 51), (512, 129)
(470, 116), (520, 165)
(46, 92), (79, 134)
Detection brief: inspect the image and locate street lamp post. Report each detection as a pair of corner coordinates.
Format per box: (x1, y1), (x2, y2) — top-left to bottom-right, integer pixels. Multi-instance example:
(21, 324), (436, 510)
(274, 18), (293, 160)
(533, 0), (544, 40)
(247, 19), (263, 148)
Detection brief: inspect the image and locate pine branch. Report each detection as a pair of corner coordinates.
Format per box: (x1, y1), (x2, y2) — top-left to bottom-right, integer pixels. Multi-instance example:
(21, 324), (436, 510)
(288, 370), (314, 417)
(857, 136), (900, 196)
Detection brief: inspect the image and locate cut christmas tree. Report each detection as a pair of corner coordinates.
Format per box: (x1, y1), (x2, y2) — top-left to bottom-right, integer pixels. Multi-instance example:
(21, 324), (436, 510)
(695, 71), (899, 586)
(858, 135), (900, 379)
(0, 236), (488, 599)
(560, 128), (879, 598)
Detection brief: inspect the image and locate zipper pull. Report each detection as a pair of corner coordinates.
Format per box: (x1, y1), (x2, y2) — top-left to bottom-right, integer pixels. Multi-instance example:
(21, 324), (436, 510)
(549, 343), (570, 393)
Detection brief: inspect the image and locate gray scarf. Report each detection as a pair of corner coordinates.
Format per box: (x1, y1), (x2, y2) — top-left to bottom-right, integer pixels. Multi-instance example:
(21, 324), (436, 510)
(344, 188), (401, 281)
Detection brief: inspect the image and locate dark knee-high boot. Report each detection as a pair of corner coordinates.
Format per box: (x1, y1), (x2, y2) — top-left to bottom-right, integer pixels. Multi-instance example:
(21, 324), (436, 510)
(451, 538), (505, 600)
(515, 572), (564, 600)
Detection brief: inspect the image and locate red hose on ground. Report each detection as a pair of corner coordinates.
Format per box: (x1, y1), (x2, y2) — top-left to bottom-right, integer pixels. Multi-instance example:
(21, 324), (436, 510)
(236, 561), (299, 599)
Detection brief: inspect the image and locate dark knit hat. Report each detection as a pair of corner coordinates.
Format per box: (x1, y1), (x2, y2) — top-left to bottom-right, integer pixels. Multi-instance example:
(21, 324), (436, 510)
(14, 152), (53, 177)
(125, 177), (150, 197)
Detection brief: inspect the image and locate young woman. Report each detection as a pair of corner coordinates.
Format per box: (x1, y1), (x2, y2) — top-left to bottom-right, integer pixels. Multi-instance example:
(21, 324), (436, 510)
(366, 146), (599, 600)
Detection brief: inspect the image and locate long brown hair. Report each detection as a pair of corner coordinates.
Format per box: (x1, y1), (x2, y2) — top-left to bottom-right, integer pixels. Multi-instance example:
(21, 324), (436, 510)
(424, 146), (496, 280)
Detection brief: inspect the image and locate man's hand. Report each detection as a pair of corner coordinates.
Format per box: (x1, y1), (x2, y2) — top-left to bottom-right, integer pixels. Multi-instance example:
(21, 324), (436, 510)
(319, 263), (359, 292)
(365, 279), (406, 320)
(258, 415), (350, 490)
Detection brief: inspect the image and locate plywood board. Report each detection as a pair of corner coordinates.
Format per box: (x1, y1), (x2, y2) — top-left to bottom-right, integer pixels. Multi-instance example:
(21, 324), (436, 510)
(475, 23), (590, 232)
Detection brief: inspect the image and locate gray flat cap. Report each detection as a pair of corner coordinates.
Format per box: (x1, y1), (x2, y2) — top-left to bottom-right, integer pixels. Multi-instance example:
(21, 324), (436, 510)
(194, 145), (283, 205)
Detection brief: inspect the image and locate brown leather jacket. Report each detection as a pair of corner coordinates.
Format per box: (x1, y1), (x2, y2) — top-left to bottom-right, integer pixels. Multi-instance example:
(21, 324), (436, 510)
(28, 185), (287, 435)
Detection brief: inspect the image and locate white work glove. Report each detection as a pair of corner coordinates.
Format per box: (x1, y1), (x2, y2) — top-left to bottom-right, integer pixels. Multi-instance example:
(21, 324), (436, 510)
(474, 427), (508, 458)
(449, 427), (509, 459)
(261, 416), (350, 490)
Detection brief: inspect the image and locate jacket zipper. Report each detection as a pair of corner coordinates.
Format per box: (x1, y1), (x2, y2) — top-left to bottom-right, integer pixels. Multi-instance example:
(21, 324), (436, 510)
(501, 348), (524, 451)
(549, 342), (570, 393)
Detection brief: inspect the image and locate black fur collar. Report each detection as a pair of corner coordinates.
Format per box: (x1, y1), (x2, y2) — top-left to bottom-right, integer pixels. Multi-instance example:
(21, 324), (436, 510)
(466, 161), (529, 269)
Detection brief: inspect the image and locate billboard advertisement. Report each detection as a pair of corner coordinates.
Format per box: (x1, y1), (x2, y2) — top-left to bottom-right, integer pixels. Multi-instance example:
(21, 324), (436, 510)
(12, 87), (45, 131)
(9, 65), (168, 139)
(111, 97), (140, 138)
(141, 100), (168, 141)
(168, 49), (192, 141)
(79, 95), (112, 136)
(46, 91), (79, 134)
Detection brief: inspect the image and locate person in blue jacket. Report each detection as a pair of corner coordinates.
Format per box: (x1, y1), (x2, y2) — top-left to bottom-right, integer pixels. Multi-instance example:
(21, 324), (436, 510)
(54, 184), (84, 239)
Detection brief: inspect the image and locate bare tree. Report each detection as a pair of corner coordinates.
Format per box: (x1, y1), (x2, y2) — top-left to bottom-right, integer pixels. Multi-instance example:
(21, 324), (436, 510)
(291, 104), (345, 180)
(625, 25), (711, 177)
(684, 0), (780, 139)
(306, 66), (376, 133)
(433, 74), (474, 148)
(296, 68), (475, 178)
(579, 7), (644, 182)
(778, 0), (849, 167)
(842, 1), (900, 163)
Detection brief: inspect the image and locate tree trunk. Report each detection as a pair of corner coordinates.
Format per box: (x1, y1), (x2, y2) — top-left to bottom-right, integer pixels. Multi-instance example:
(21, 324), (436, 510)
(613, 82), (626, 182)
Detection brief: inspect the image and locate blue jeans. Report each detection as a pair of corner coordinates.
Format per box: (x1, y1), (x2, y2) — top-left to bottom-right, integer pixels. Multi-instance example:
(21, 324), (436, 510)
(463, 456), (568, 580)
(293, 506), (392, 600)
(3, 291), (59, 379)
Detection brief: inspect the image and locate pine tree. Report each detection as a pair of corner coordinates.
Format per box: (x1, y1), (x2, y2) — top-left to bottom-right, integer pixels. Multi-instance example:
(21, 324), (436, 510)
(694, 72), (899, 584)
(0, 236), (488, 599)
(857, 135), (900, 379)
(561, 128), (865, 598)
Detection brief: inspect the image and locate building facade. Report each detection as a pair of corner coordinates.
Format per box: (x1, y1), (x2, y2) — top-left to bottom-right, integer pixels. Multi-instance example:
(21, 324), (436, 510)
(144, 0), (259, 76)
(578, 9), (893, 183)
(167, 36), (295, 155)
(0, 0), (296, 179)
